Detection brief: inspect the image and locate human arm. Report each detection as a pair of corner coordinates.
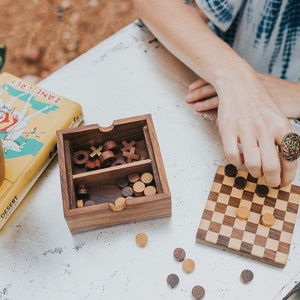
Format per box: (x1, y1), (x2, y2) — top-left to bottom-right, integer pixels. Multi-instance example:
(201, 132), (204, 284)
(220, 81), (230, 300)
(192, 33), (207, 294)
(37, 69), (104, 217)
(133, 0), (297, 187)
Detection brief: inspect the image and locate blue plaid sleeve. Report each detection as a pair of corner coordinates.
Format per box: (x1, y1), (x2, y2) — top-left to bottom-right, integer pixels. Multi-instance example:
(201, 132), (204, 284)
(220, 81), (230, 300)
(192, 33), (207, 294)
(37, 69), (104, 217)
(195, 0), (245, 31)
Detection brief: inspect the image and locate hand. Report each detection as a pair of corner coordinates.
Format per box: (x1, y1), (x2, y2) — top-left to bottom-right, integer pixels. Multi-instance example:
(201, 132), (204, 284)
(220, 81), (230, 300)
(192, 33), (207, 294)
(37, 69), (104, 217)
(185, 71), (298, 187)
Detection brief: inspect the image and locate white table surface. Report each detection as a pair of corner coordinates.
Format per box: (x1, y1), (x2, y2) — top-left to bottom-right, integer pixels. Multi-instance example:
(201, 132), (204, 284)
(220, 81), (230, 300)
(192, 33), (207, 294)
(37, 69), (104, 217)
(0, 20), (299, 300)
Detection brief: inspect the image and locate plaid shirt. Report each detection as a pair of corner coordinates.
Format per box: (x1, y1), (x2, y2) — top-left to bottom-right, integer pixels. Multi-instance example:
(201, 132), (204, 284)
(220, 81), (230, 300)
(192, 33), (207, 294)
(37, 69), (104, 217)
(196, 0), (300, 81)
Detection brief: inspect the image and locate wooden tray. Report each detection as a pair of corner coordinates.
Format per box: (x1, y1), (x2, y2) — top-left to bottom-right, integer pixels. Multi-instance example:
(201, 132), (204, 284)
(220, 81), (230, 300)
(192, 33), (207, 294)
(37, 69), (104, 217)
(56, 114), (171, 233)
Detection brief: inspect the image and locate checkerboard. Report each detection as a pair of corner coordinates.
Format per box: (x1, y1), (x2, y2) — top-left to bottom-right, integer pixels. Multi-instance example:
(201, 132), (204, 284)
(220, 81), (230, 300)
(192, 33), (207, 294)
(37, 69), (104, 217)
(196, 165), (300, 268)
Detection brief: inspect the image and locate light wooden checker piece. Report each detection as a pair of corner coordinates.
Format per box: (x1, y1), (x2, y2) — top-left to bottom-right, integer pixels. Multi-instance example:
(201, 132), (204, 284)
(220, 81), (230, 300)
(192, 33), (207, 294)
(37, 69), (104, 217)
(196, 165), (300, 268)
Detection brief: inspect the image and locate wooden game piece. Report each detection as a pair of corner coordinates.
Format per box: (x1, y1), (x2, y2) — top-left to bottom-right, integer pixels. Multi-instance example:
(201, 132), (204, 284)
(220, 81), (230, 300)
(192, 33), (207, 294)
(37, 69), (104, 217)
(255, 184), (269, 197)
(121, 186), (133, 197)
(117, 177), (129, 188)
(108, 197), (127, 212)
(173, 247), (186, 262)
(240, 269), (254, 284)
(77, 184), (89, 198)
(234, 176), (247, 189)
(128, 172), (140, 184)
(76, 199), (84, 208)
(167, 274), (179, 288)
(85, 159), (100, 170)
(236, 206), (250, 220)
(261, 213), (275, 227)
(144, 185), (157, 196)
(192, 285), (205, 299)
(121, 140), (135, 152)
(89, 145), (103, 158)
(111, 158), (126, 166)
(72, 150), (89, 167)
(141, 172), (153, 185)
(224, 163), (237, 177)
(135, 232), (148, 247)
(102, 140), (119, 154)
(133, 181), (145, 196)
(196, 165), (300, 268)
(182, 258), (195, 273)
(99, 150), (116, 167)
(84, 200), (95, 207)
(122, 146), (140, 163)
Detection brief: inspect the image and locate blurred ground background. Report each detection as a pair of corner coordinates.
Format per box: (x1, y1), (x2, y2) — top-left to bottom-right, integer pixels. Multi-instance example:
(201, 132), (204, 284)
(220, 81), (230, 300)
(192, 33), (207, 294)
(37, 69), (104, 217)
(0, 0), (137, 82)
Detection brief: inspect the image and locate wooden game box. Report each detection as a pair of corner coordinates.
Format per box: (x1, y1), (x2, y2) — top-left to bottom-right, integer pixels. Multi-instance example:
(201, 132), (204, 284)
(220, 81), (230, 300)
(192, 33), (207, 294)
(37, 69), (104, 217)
(56, 114), (171, 233)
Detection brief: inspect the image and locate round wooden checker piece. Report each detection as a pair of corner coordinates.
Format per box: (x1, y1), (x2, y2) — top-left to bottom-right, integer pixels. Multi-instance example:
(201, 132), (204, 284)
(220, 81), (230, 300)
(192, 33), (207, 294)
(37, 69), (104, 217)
(182, 258), (195, 273)
(144, 185), (157, 196)
(121, 186), (133, 197)
(173, 247), (186, 262)
(224, 163), (238, 177)
(236, 206), (250, 220)
(240, 269), (254, 284)
(72, 150), (89, 166)
(167, 273), (179, 288)
(135, 232), (148, 247)
(133, 181), (145, 196)
(234, 176), (247, 189)
(192, 285), (205, 299)
(117, 177), (129, 188)
(128, 172), (140, 184)
(77, 184), (89, 198)
(141, 172), (153, 185)
(77, 199), (84, 208)
(84, 200), (95, 207)
(255, 184), (269, 197)
(261, 213), (275, 227)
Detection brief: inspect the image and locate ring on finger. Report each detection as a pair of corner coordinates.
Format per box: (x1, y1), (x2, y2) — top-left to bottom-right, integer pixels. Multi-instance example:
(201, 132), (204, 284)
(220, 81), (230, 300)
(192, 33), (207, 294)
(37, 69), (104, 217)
(279, 132), (300, 161)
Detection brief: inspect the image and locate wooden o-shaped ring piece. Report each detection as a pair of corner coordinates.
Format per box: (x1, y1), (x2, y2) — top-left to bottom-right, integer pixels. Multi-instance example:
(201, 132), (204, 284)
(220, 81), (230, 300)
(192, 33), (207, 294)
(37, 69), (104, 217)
(72, 150), (89, 166)
(100, 150), (116, 167)
(102, 140), (120, 154)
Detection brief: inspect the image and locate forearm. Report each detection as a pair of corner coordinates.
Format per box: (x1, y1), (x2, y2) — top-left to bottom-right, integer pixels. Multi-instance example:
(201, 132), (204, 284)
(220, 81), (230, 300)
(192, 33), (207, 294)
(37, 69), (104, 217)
(133, 0), (255, 95)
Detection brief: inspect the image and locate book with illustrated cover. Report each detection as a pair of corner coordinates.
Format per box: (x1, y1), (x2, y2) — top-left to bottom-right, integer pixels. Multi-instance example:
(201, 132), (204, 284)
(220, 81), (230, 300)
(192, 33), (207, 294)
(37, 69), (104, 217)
(0, 72), (83, 229)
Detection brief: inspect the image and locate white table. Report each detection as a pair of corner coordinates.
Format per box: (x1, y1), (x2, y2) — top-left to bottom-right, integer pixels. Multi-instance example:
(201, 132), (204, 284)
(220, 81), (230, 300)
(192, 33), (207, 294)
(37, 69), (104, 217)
(1, 21), (299, 300)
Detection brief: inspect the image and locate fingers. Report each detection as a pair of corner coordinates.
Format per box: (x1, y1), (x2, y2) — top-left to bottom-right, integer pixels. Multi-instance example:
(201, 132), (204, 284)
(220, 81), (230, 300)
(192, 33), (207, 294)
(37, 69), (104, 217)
(279, 155), (298, 186)
(193, 96), (219, 112)
(221, 127), (297, 187)
(188, 78), (209, 91)
(185, 85), (217, 103)
(185, 81), (217, 103)
(220, 127), (244, 167)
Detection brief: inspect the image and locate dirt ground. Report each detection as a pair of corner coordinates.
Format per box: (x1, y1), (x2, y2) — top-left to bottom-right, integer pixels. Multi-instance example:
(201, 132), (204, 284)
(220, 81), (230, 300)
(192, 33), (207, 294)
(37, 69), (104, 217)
(0, 0), (137, 81)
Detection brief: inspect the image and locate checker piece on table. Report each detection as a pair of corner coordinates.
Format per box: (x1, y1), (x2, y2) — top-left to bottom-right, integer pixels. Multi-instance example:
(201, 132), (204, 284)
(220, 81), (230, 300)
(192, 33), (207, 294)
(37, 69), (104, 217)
(196, 165), (300, 268)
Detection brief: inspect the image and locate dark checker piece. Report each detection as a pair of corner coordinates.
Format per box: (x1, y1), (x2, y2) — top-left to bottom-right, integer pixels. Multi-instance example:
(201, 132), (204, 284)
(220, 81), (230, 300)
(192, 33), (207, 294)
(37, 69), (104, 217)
(167, 274), (179, 288)
(255, 184), (269, 197)
(234, 176), (247, 189)
(196, 165), (300, 268)
(224, 164), (238, 177)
